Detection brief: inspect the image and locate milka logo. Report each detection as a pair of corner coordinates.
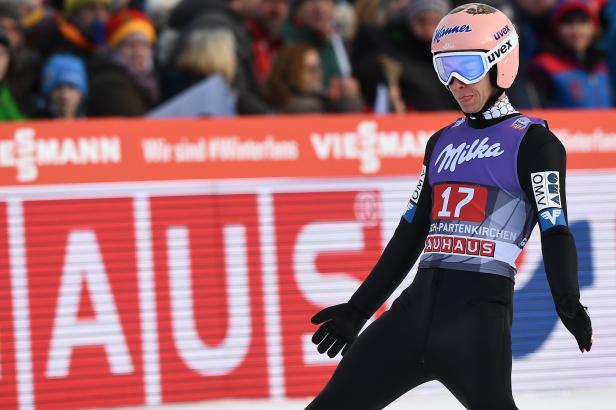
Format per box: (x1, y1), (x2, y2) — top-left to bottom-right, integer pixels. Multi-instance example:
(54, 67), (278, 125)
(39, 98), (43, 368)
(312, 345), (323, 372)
(435, 137), (504, 173)
(433, 24), (472, 43)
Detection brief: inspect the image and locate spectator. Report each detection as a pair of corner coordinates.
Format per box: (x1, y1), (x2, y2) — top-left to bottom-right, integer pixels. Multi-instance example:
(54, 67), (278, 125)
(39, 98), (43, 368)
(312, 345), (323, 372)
(513, 0), (558, 66)
(245, 0), (288, 84)
(163, 28), (237, 100)
(23, 0), (113, 61)
(18, 1), (57, 52)
(0, 26), (24, 120)
(0, 0), (43, 21)
(166, 0), (271, 114)
(0, 1), (41, 115)
(283, 0), (351, 87)
(352, 0), (407, 67)
(261, 43), (363, 114)
(88, 9), (159, 116)
(354, 0), (458, 111)
(529, 0), (612, 108)
(36, 53), (87, 119)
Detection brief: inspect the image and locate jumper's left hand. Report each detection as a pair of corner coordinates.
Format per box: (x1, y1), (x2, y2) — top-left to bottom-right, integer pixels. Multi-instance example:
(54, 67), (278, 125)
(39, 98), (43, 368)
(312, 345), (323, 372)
(557, 296), (593, 352)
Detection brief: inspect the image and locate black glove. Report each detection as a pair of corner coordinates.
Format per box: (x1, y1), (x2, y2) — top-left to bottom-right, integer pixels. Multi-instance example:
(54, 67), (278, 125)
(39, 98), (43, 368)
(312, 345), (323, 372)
(557, 296), (593, 352)
(311, 303), (369, 358)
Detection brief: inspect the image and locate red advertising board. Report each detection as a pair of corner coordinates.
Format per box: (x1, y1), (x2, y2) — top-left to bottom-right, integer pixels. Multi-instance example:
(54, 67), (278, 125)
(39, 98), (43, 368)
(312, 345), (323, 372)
(0, 112), (615, 409)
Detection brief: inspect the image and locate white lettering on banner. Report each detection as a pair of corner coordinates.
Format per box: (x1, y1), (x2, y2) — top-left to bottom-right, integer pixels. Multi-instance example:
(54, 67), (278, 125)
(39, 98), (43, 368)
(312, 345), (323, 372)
(167, 225), (251, 376)
(0, 128), (121, 182)
(140, 139), (173, 163)
(531, 171), (561, 212)
(293, 222), (365, 365)
(141, 136), (299, 163)
(554, 128), (616, 153)
(310, 121), (433, 174)
(46, 230), (133, 378)
(8, 199), (35, 410)
(435, 137), (504, 173)
(133, 195), (162, 405)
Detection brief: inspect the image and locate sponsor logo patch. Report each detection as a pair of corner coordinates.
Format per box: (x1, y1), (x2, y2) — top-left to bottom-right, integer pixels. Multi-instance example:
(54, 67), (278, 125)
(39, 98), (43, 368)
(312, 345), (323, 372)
(403, 165), (426, 222)
(487, 39), (514, 64)
(511, 117), (531, 130)
(433, 24), (472, 43)
(434, 137), (504, 173)
(494, 25), (511, 40)
(539, 207), (567, 231)
(531, 171), (561, 212)
(424, 234), (495, 258)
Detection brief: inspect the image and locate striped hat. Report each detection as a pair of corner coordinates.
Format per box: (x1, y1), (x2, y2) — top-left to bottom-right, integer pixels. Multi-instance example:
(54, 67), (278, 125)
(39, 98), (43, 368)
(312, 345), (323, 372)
(106, 9), (156, 47)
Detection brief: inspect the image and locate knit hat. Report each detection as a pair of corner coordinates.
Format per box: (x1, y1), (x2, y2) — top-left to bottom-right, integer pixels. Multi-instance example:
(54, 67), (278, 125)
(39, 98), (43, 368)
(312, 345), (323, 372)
(106, 9), (156, 47)
(64, 0), (112, 16)
(551, 0), (600, 27)
(406, 0), (451, 20)
(41, 54), (88, 96)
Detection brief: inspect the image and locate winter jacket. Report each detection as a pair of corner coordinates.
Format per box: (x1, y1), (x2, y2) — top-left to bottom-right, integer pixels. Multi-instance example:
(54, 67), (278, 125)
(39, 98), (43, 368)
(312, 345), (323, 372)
(88, 53), (160, 117)
(530, 48), (613, 108)
(0, 82), (25, 121)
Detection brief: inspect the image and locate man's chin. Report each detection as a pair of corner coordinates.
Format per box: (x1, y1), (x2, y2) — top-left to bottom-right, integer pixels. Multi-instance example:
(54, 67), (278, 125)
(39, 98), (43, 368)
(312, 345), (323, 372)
(458, 104), (478, 114)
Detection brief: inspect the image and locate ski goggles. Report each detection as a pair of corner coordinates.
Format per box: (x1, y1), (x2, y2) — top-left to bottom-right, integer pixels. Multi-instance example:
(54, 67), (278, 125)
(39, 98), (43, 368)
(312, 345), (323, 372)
(433, 33), (519, 86)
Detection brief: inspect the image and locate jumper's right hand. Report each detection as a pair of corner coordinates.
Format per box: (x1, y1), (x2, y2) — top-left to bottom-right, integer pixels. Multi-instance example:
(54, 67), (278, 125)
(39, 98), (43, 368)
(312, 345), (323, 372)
(311, 303), (368, 358)
(557, 296), (593, 352)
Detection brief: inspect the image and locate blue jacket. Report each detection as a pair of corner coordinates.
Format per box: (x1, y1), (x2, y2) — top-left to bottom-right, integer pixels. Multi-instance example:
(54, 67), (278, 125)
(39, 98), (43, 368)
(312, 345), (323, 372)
(531, 52), (613, 108)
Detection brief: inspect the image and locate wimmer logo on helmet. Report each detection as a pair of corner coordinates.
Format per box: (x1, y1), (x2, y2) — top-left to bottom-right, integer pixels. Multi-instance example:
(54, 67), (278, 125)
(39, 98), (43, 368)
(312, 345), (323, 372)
(433, 25), (472, 43)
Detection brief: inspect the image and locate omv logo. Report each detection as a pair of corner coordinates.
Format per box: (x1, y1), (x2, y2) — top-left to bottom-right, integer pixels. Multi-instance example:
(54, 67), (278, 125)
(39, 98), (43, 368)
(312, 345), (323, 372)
(512, 221), (594, 358)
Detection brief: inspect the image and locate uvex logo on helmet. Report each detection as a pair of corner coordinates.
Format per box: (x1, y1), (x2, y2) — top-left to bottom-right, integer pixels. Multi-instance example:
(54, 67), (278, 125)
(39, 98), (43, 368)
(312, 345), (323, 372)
(487, 38), (513, 64)
(433, 24), (472, 43)
(494, 25), (511, 40)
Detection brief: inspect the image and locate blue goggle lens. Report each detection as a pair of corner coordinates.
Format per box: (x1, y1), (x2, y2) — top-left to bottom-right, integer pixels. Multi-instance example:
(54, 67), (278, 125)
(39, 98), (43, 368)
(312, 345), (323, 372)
(434, 54), (486, 85)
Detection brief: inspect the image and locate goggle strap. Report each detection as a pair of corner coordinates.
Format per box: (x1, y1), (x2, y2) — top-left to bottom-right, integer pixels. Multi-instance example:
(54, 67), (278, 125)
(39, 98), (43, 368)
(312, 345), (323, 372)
(485, 33), (519, 69)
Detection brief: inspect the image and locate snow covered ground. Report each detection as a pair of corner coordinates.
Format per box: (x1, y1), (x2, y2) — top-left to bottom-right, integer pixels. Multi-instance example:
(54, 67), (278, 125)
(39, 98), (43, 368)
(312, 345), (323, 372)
(102, 382), (616, 410)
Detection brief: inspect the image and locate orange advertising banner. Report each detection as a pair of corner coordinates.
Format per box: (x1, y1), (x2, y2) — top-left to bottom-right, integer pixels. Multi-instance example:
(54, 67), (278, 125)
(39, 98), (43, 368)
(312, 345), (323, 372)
(0, 110), (615, 186)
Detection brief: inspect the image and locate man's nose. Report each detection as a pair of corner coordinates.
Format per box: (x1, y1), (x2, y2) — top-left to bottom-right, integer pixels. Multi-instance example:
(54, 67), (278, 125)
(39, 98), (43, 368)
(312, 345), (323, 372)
(450, 78), (466, 89)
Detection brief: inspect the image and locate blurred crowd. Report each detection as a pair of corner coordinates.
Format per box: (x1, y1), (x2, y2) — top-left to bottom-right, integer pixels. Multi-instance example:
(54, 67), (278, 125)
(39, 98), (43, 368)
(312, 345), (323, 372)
(0, 0), (614, 121)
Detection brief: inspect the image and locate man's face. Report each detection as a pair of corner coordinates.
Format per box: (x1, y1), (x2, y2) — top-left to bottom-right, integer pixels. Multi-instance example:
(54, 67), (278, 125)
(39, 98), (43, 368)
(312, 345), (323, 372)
(295, 0), (335, 34)
(0, 16), (22, 49)
(410, 11), (443, 43)
(448, 75), (495, 114)
(233, 0), (263, 16)
(558, 13), (595, 54)
(260, 0), (288, 35)
(50, 85), (83, 119)
(116, 33), (153, 73)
